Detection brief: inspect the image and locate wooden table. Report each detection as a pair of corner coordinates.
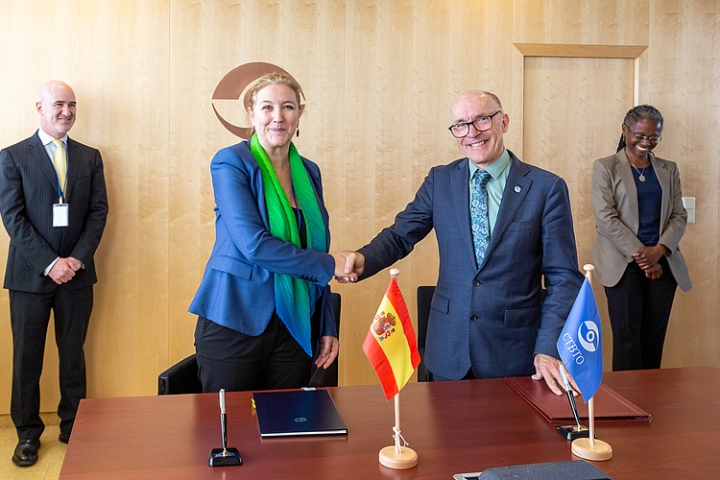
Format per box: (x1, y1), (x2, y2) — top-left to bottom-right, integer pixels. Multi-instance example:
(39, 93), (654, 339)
(59, 366), (720, 479)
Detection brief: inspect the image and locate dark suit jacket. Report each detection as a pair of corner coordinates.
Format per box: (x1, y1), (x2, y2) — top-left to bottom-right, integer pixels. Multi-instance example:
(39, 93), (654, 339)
(189, 141), (337, 339)
(359, 150), (583, 379)
(0, 131), (108, 293)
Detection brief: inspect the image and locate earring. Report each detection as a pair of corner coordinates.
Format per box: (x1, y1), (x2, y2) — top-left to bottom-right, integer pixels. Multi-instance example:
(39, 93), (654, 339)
(250, 127), (255, 136)
(296, 128), (300, 138)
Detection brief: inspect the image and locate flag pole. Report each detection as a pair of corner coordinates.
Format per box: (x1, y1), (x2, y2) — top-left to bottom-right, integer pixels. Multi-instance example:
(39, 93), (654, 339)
(378, 269), (418, 470)
(571, 264), (613, 461)
(585, 266), (596, 448)
(393, 393), (401, 452)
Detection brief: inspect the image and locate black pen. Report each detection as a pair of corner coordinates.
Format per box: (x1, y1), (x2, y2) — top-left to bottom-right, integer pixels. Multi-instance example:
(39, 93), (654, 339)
(559, 364), (581, 429)
(220, 389), (228, 456)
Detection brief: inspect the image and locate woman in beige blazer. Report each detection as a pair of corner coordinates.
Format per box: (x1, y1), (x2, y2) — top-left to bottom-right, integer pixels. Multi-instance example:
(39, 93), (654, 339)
(591, 105), (691, 371)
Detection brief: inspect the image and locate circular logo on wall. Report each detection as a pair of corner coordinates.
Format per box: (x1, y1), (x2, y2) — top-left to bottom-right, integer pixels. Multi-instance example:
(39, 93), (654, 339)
(212, 62), (304, 139)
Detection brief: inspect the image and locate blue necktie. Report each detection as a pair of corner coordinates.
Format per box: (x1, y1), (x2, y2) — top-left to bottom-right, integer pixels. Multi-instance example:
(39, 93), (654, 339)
(471, 169), (492, 267)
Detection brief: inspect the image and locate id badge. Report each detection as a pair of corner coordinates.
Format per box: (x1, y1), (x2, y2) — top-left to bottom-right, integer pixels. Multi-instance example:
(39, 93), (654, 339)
(53, 203), (69, 227)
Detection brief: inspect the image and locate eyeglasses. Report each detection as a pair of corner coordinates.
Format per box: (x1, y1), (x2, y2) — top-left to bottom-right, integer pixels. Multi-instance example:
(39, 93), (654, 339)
(631, 132), (662, 143)
(449, 111), (502, 138)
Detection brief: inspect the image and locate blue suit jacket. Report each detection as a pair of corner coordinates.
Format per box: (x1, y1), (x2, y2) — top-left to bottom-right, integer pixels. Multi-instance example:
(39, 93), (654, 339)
(189, 141), (337, 339)
(359, 151), (583, 379)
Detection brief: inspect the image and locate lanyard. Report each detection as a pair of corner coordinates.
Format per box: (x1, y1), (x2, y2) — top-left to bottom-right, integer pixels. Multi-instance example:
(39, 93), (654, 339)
(56, 171), (66, 203)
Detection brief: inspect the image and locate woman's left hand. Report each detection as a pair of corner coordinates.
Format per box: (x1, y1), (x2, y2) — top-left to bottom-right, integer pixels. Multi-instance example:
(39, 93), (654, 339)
(314, 335), (339, 369)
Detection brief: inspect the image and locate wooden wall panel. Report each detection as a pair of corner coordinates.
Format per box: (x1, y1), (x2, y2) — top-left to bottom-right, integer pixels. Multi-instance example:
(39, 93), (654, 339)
(0, 0), (170, 414)
(523, 56), (635, 368)
(513, 0), (650, 45)
(646, 0), (720, 367)
(0, 0), (718, 415)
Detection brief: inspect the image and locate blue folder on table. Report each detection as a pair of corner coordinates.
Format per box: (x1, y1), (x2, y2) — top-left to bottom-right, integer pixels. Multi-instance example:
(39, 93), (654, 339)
(253, 389), (348, 438)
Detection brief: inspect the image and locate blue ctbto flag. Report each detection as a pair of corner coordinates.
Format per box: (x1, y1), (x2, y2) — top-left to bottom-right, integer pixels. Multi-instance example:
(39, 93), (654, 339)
(557, 278), (603, 402)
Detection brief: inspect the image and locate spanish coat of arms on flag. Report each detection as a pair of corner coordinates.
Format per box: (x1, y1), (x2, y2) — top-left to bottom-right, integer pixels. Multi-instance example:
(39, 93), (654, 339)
(363, 276), (421, 400)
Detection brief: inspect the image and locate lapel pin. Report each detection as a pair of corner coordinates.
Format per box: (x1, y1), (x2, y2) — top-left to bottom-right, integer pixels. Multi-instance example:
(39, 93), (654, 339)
(514, 186), (521, 193)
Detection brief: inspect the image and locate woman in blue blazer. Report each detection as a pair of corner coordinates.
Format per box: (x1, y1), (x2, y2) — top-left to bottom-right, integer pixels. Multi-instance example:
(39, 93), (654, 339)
(190, 73), (344, 391)
(591, 105), (691, 371)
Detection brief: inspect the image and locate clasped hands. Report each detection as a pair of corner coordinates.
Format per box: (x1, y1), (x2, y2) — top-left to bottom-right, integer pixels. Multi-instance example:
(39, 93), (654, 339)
(633, 245), (668, 280)
(48, 256), (83, 285)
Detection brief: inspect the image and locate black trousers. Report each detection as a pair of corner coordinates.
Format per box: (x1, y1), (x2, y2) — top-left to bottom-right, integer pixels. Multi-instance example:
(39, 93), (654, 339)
(605, 257), (677, 371)
(194, 314), (313, 392)
(10, 286), (93, 440)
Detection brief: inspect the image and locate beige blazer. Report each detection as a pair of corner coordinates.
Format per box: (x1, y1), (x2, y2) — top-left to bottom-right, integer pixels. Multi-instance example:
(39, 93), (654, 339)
(591, 150), (691, 291)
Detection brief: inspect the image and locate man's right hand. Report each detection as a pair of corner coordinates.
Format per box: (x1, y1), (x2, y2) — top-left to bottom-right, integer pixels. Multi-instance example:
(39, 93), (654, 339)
(48, 257), (80, 285)
(331, 251), (365, 283)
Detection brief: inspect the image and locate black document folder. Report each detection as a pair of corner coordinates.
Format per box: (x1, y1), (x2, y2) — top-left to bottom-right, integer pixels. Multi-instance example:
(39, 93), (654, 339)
(253, 389), (348, 437)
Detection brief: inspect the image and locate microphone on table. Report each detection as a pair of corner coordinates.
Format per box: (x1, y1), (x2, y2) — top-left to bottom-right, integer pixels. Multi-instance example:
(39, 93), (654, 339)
(208, 389), (243, 467)
(556, 363), (592, 441)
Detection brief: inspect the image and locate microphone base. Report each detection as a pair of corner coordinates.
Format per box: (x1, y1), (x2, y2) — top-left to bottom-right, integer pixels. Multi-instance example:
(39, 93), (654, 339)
(556, 425), (593, 441)
(208, 447), (243, 467)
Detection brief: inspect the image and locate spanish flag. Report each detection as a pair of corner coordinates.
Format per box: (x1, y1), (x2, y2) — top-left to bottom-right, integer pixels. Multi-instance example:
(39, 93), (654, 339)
(363, 276), (421, 400)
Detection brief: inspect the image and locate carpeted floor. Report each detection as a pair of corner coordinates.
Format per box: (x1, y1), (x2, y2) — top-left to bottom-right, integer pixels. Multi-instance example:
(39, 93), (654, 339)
(0, 414), (66, 480)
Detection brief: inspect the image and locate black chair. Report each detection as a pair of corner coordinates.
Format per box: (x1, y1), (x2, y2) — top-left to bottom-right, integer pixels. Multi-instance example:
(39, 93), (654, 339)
(158, 293), (342, 394)
(416, 285), (436, 382)
(157, 353), (202, 395)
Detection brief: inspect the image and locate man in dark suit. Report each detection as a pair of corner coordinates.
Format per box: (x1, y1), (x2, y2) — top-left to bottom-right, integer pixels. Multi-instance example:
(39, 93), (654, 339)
(0, 80), (108, 467)
(340, 91), (583, 393)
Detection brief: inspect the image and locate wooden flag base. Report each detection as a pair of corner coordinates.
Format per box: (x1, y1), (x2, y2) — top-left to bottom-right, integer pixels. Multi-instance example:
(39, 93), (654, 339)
(379, 446), (418, 469)
(571, 438), (613, 461)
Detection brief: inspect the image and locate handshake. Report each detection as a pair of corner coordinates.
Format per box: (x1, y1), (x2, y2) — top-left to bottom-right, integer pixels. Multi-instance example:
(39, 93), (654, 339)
(329, 251), (366, 284)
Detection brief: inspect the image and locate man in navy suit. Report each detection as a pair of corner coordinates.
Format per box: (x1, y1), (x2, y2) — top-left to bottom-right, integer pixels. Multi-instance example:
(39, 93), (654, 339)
(0, 81), (108, 466)
(340, 91), (583, 393)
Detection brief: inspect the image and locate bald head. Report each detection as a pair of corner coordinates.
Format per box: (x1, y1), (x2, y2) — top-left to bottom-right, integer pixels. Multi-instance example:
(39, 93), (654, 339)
(38, 80), (74, 102)
(36, 80), (76, 138)
(452, 91), (503, 116)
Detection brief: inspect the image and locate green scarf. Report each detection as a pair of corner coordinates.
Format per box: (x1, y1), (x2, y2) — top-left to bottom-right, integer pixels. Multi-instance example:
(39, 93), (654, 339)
(250, 134), (327, 356)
